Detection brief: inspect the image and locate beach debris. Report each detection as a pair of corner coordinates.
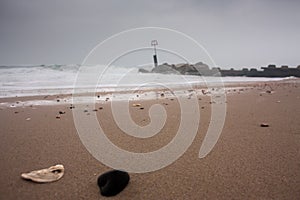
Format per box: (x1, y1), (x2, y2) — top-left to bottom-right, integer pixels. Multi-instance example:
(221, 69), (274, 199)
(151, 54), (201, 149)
(26, 118), (31, 121)
(58, 111), (65, 114)
(260, 123), (269, 127)
(132, 103), (141, 107)
(97, 170), (130, 197)
(21, 164), (64, 183)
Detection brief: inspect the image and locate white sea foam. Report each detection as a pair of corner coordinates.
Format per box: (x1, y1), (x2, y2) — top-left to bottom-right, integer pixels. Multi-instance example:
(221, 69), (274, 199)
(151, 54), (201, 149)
(0, 64), (289, 98)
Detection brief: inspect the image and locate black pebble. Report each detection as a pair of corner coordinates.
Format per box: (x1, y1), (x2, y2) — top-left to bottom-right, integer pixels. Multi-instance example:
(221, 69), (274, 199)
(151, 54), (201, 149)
(97, 170), (130, 197)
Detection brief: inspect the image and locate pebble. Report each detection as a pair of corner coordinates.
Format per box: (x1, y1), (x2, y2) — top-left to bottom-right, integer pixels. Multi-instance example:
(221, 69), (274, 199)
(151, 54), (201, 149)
(260, 123), (269, 127)
(97, 170), (130, 197)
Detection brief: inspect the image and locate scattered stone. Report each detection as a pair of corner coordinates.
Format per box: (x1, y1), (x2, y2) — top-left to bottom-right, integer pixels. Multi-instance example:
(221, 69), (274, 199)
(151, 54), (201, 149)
(139, 107), (144, 110)
(201, 106), (205, 109)
(56, 99), (60, 102)
(14, 111), (19, 114)
(99, 107), (103, 110)
(97, 170), (130, 197)
(105, 98), (109, 101)
(97, 95), (100, 98)
(56, 115), (61, 119)
(21, 164), (64, 183)
(170, 98), (174, 101)
(266, 90), (272, 94)
(26, 118), (31, 121)
(132, 103), (141, 107)
(93, 109), (98, 112)
(84, 109), (88, 113)
(276, 100), (281, 103)
(58, 111), (65, 114)
(160, 93), (165, 97)
(260, 123), (269, 127)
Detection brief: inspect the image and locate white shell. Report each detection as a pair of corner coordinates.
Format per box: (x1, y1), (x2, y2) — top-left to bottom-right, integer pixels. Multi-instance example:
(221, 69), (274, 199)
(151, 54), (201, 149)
(21, 164), (64, 183)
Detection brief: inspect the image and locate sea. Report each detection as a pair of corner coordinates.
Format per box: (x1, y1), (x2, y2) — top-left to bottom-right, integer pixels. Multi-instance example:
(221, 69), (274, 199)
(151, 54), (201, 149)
(0, 64), (290, 98)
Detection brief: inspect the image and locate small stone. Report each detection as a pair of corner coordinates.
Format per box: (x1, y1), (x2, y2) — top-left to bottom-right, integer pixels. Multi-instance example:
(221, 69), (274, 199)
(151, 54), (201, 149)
(26, 118), (31, 121)
(56, 99), (60, 102)
(59, 111), (65, 114)
(132, 103), (141, 107)
(260, 123), (269, 127)
(139, 107), (144, 110)
(97, 170), (130, 197)
(99, 107), (103, 110)
(93, 109), (98, 112)
(56, 115), (61, 119)
(84, 110), (88, 113)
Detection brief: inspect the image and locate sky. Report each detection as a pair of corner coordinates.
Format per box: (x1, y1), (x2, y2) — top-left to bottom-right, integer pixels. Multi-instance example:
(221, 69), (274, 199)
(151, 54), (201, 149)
(0, 0), (299, 69)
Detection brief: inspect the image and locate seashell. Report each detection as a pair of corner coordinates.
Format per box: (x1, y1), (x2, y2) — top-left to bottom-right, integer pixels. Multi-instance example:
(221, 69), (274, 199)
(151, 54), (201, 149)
(21, 164), (64, 183)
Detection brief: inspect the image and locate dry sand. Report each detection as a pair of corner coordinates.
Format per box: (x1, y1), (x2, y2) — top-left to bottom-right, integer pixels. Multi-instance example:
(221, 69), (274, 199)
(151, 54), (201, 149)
(0, 80), (299, 199)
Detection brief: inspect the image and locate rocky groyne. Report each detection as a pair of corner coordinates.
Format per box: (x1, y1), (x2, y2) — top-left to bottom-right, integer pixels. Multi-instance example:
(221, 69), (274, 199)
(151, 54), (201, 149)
(139, 62), (300, 77)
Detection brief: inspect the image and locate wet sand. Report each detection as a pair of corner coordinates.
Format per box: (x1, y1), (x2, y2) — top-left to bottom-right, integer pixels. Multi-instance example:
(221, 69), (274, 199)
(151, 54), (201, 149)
(0, 80), (299, 199)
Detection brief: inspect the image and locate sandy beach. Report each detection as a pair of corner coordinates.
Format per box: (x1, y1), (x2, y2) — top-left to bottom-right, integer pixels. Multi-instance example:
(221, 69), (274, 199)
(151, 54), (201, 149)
(0, 80), (299, 199)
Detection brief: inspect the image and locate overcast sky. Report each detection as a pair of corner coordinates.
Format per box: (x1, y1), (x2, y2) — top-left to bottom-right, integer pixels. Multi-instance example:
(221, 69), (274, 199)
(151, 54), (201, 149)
(0, 0), (299, 68)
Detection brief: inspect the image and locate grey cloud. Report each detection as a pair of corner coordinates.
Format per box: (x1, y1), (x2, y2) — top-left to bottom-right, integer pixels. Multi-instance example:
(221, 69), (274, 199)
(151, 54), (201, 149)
(0, 0), (299, 68)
